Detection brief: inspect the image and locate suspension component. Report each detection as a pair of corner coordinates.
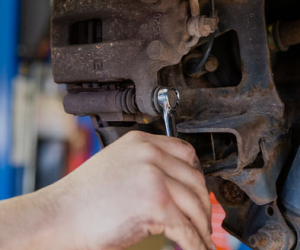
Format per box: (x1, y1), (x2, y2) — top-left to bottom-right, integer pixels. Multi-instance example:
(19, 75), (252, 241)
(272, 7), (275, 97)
(268, 19), (300, 52)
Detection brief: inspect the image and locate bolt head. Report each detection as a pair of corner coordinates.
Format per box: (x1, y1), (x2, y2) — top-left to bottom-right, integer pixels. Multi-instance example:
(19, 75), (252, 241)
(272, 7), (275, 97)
(157, 87), (180, 113)
(205, 56), (219, 72)
(199, 16), (218, 37)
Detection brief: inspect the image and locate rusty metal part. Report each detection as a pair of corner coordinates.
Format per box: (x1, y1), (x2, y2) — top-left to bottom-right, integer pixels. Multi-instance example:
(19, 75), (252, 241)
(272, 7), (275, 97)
(183, 53), (219, 77)
(248, 222), (295, 250)
(208, 175), (296, 249)
(249, 232), (269, 249)
(205, 55), (219, 72)
(188, 16), (218, 38)
(283, 211), (300, 250)
(220, 181), (248, 206)
(52, 0), (214, 118)
(268, 21), (289, 52)
(178, 115), (290, 206)
(268, 19), (300, 52)
(84, 0), (297, 247)
(63, 89), (138, 116)
(158, 0), (296, 247)
(51, 0), (300, 249)
(186, 0), (217, 75)
(279, 19), (300, 48)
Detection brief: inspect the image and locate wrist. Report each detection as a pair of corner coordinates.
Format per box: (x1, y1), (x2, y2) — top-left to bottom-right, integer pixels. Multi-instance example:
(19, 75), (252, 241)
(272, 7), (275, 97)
(34, 181), (77, 250)
(0, 183), (76, 250)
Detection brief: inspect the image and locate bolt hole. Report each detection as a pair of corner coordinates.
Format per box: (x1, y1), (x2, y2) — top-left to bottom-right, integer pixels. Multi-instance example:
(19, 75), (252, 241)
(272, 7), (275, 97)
(267, 206), (274, 216)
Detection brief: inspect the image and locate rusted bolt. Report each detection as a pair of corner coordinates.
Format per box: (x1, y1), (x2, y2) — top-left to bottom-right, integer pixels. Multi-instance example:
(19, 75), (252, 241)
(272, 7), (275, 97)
(248, 222), (289, 250)
(205, 56), (219, 72)
(188, 15), (218, 38)
(199, 16), (216, 37)
(249, 232), (269, 248)
(183, 53), (218, 77)
(147, 40), (165, 60)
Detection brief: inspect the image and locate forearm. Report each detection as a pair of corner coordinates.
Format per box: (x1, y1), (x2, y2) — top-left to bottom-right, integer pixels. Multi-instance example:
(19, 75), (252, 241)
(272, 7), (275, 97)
(0, 185), (73, 250)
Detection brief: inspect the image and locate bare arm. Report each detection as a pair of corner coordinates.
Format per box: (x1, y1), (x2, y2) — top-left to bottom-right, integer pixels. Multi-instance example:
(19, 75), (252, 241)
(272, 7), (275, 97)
(0, 131), (214, 250)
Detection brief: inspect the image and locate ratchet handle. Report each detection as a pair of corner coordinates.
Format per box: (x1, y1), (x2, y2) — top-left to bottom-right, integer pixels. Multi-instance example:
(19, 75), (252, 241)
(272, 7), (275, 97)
(156, 88), (180, 137)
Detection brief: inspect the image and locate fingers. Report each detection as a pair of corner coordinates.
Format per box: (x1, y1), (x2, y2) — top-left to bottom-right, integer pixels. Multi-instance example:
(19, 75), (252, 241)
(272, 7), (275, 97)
(124, 131), (210, 218)
(137, 142), (211, 221)
(147, 134), (200, 169)
(166, 177), (214, 250)
(146, 201), (206, 250)
(124, 131), (201, 169)
(122, 131), (213, 249)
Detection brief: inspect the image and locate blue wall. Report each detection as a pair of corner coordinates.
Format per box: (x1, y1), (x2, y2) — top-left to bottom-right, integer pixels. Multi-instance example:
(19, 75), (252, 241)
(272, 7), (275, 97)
(0, 0), (20, 199)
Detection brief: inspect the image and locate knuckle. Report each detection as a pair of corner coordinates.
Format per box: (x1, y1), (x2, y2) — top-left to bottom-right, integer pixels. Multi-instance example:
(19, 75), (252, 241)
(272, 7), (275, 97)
(183, 144), (197, 161)
(126, 130), (146, 141)
(188, 144), (197, 156)
(141, 143), (163, 161)
(181, 140), (196, 155)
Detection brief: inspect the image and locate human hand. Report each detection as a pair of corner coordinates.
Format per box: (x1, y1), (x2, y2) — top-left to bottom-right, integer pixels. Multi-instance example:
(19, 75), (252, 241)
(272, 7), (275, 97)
(53, 131), (213, 250)
(0, 131), (213, 250)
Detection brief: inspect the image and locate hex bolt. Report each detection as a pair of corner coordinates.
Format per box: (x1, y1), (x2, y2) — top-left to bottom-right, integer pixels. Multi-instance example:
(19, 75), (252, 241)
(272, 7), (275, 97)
(188, 15), (218, 38)
(205, 56), (219, 72)
(199, 16), (218, 37)
(183, 53), (219, 77)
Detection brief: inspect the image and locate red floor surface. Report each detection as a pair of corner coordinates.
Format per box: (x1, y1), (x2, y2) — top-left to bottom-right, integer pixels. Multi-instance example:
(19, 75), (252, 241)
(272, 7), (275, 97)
(210, 192), (231, 250)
